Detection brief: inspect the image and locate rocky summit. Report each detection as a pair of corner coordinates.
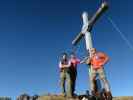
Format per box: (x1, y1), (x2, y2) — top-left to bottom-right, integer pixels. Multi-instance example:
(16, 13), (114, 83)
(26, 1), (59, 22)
(37, 95), (133, 100)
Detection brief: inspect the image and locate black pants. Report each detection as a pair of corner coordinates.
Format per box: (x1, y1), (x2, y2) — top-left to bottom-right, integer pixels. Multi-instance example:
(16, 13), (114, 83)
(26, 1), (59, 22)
(70, 67), (77, 95)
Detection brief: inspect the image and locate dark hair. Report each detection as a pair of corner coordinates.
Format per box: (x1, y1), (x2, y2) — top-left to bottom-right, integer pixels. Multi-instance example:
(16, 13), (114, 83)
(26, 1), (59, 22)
(59, 52), (68, 60)
(60, 52), (68, 63)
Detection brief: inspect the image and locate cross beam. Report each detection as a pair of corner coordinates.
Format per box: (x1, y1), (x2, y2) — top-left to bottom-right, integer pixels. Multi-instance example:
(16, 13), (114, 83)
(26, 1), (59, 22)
(72, 2), (108, 46)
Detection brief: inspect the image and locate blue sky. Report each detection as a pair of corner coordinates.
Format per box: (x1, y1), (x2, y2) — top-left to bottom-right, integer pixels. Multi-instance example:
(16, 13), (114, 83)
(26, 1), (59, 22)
(0, 0), (132, 99)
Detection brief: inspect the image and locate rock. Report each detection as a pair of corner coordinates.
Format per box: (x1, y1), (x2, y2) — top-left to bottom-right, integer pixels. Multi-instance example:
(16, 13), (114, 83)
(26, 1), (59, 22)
(16, 94), (39, 100)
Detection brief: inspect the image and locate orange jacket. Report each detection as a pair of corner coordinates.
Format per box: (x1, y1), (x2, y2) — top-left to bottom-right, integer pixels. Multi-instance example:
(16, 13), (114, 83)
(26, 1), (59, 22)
(90, 52), (109, 69)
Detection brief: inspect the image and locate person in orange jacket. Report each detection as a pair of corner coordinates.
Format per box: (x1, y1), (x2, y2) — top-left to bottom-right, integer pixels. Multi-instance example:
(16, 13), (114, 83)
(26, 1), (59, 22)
(86, 48), (112, 99)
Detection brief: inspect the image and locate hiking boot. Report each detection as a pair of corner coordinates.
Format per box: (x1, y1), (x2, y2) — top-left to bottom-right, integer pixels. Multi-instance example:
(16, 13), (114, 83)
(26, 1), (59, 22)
(72, 93), (78, 97)
(106, 91), (112, 100)
(100, 91), (107, 100)
(91, 91), (96, 96)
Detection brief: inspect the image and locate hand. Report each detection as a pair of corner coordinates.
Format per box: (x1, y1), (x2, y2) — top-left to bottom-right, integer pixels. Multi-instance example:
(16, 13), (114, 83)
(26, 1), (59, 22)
(85, 59), (91, 65)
